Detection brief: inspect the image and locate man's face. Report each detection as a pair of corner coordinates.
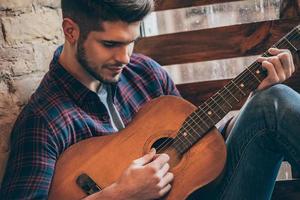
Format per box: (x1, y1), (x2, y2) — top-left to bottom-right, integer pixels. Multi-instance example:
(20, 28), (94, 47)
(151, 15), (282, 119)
(76, 21), (141, 83)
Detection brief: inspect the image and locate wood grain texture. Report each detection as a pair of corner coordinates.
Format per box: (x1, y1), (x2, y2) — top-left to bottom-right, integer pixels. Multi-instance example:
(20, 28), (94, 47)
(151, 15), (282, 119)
(154, 0), (242, 11)
(135, 18), (300, 66)
(279, 0), (300, 19)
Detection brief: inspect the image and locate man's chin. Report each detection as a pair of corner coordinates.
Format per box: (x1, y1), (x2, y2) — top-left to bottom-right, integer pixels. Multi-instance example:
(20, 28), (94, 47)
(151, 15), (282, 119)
(99, 75), (120, 84)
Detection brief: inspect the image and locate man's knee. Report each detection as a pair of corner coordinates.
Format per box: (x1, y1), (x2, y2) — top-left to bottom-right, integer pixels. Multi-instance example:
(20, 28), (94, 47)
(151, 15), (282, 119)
(248, 84), (300, 121)
(251, 84), (296, 108)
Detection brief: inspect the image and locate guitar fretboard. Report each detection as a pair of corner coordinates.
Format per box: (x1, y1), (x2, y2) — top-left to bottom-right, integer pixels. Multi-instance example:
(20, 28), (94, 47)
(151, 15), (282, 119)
(172, 25), (300, 154)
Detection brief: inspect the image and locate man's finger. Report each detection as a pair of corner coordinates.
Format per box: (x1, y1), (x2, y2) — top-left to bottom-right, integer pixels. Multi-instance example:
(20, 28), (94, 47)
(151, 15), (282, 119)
(266, 57), (286, 81)
(268, 47), (290, 55)
(158, 183), (172, 197)
(157, 172), (174, 189)
(157, 163), (170, 178)
(133, 148), (156, 166)
(147, 153), (170, 170)
(278, 53), (293, 77)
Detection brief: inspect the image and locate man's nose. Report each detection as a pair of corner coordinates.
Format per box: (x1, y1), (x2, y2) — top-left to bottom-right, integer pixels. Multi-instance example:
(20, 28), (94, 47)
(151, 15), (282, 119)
(114, 45), (131, 65)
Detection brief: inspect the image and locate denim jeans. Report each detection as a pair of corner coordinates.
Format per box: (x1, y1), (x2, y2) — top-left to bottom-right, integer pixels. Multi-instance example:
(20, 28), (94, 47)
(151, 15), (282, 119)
(188, 84), (300, 200)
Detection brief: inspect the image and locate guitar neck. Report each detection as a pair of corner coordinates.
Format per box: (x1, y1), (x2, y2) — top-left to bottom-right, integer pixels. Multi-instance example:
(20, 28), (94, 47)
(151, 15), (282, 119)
(173, 25), (300, 154)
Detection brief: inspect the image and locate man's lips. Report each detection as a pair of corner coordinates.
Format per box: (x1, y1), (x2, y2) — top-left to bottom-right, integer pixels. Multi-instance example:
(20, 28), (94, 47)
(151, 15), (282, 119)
(106, 66), (124, 73)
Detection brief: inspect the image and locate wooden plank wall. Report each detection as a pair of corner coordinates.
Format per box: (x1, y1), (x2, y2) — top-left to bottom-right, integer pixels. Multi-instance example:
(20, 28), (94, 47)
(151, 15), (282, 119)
(134, 0), (300, 107)
(154, 0), (242, 11)
(135, 18), (300, 65)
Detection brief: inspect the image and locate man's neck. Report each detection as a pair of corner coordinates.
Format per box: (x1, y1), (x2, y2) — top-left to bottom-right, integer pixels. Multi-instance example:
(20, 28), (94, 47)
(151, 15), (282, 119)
(58, 45), (101, 92)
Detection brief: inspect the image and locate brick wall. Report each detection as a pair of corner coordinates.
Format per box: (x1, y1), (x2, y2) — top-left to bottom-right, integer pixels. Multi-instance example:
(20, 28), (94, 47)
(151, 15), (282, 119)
(0, 0), (63, 181)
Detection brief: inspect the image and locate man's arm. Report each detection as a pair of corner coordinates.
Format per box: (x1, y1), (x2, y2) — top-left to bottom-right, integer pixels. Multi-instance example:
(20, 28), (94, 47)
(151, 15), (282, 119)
(0, 112), (58, 199)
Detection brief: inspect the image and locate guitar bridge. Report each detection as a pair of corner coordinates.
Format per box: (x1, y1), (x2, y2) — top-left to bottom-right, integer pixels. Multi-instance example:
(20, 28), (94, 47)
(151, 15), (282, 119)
(76, 173), (102, 195)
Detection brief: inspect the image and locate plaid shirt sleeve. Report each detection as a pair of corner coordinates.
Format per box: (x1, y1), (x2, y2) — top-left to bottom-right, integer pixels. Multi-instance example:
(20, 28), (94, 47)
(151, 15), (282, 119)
(0, 110), (59, 199)
(143, 56), (181, 97)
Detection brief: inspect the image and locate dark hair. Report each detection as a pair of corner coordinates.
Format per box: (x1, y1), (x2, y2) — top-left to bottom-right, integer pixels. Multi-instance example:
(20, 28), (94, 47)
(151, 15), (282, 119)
(61, 0), (154, 37)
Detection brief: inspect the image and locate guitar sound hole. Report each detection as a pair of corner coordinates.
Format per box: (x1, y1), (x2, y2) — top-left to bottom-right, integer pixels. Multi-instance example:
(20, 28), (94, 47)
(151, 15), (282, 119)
(151, 137), (182, 168)
(151, 137), (174, 153)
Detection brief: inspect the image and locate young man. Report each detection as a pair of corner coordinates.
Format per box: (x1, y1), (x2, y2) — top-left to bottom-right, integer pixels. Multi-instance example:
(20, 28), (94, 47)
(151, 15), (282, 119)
(1, 0), (300, 199)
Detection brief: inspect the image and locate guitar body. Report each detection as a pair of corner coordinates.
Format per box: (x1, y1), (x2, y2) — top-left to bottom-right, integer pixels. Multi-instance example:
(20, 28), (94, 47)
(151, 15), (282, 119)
(49, 96), (227, 200)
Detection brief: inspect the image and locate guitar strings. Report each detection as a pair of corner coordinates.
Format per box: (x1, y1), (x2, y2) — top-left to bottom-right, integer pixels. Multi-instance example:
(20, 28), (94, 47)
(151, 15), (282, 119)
(168, 31), (300, 154)
(154, 26), (300, 154)
(167, 28), (300, 153)
(169, 29), (300, 152)
(175, 28), (300, 145)
(156, 26), (300, 153)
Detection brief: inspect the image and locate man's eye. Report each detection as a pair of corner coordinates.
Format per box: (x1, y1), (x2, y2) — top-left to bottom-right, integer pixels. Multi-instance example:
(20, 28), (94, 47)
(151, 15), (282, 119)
(102, 42), (118, 48)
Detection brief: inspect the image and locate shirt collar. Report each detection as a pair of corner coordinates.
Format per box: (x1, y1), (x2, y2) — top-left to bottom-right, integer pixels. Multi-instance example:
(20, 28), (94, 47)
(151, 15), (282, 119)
(49, 46), (96, 106)
(49, 46), (121, 105)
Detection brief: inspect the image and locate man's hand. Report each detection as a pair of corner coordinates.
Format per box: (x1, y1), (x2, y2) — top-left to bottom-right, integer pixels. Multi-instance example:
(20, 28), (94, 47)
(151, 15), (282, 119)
(115, 149), (174, 200)
(256, 48), (295, 91)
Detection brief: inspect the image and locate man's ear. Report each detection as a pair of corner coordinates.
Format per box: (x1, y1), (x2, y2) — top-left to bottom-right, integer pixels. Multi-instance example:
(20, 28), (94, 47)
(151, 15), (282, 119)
(62, 18), (80, 44)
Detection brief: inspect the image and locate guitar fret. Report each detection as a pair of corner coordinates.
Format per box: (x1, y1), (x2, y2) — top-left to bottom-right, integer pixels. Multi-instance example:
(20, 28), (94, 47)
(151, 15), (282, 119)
(210, 97), (227, 115)
(184, 134), (194, 145)
(217, 91), (233, 109)
(204, 102), (222, 120)
(245, 66), (262, 83)
(282, 37), (298, 52)
(186, 116), (203, 140)
(231, 80), (246, 96)
(177, 133), (190, 149)
(224, 85), (239, 102)
(195, 108), (213, 126)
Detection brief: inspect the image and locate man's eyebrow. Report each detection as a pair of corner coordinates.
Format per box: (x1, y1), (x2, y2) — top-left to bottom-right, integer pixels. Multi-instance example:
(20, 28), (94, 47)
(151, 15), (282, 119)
(102, 36), (140, 44)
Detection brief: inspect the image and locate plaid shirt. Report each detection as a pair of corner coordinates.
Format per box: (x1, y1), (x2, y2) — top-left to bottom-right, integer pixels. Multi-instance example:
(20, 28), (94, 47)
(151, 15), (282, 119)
(0, 46), (180, 199)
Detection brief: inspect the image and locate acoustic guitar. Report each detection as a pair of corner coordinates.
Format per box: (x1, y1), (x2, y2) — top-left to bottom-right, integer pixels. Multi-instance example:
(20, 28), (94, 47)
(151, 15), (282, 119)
(49, 25), (300, 200)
